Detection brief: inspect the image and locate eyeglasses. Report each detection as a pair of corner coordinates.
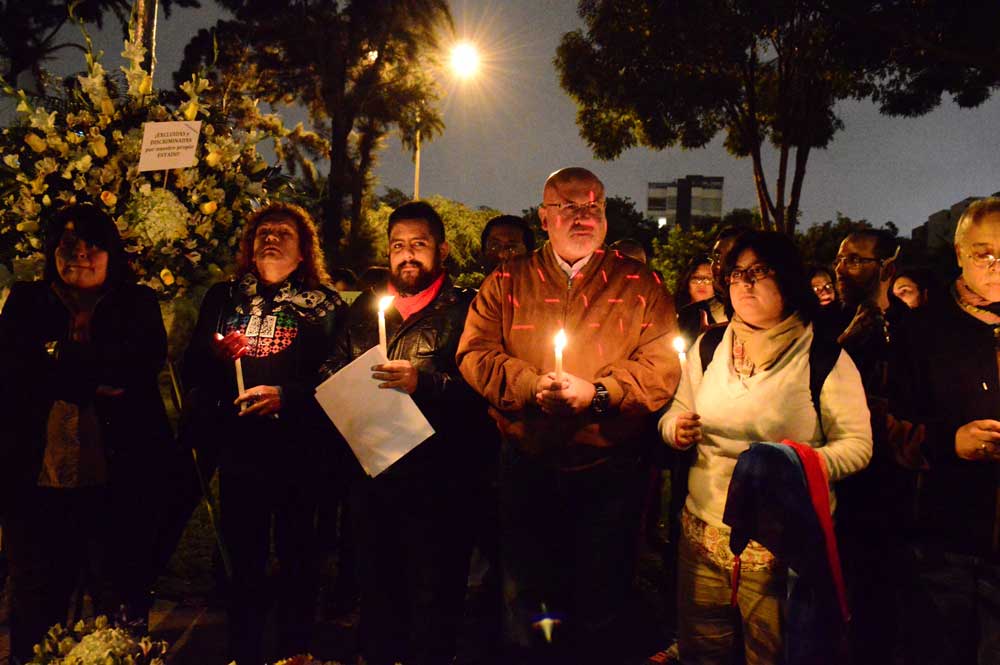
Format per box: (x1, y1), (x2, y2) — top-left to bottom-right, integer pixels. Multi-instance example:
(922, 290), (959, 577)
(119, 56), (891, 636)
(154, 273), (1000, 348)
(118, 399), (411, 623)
(812, 282), (835, 294)
(965, 251), (1000, 270)
(540, 200), (606, 216)
(689, 276), (713, 286)
(725, 264), (774, 285)
(486, 240), (526, 255)
(832, 254), (881, 271)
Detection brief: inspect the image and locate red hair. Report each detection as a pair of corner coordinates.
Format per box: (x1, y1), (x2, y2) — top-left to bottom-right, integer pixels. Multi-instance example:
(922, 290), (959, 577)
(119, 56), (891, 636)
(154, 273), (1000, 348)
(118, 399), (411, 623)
(236, 202), (330, 289)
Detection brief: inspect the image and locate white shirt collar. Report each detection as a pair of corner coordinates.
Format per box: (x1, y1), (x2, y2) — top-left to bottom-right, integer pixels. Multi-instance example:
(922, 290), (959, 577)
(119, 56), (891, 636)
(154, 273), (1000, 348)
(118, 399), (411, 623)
(553, 251), (592, 279)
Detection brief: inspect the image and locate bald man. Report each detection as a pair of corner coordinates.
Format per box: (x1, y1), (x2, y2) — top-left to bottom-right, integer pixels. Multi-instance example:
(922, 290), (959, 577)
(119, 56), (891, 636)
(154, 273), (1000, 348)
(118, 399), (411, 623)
(458, 167), (680, 664)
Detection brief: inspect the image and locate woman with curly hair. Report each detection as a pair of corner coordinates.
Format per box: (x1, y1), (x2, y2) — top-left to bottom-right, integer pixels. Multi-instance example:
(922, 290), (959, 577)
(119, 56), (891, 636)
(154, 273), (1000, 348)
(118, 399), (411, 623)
(181, 202), (346, 665)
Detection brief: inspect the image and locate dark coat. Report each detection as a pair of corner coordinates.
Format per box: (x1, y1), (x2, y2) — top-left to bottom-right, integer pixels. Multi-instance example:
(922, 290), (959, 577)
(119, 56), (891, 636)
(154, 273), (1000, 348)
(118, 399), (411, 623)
(322, 280), (492, 481)
(0, 280), (171, 502)
(897, 292), (1000, 557)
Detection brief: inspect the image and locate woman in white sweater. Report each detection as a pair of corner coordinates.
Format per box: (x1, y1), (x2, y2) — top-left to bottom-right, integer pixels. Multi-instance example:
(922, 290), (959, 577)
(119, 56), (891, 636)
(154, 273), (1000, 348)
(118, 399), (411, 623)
(660, 231), (872, 665)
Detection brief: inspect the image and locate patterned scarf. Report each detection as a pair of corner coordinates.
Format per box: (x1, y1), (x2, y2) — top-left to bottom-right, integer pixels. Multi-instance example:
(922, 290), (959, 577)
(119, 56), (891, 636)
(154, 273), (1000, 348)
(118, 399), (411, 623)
(953, 277), (1000, 326)
(729, 312), (807, 378)
(234, 272), (341, 324)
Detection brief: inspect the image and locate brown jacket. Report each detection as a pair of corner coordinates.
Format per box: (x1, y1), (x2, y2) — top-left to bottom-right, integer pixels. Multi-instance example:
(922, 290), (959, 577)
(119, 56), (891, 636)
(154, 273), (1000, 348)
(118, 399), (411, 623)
(457, 242), (680, 468)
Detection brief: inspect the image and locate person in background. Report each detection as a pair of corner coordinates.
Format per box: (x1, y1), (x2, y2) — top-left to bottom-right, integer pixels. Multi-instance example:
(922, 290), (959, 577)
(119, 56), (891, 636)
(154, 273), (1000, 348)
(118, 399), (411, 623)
(891, 268), (932, 309)
(458, 167), (678, 664)
(0, 204), (172, 661)
(181, 202), (345, 665)
(675, 254), (715, 313)
(481, 214), (535, 275)
(358, 265), (390, 293)
(330, 267), (358, 293)
(808, 265), (838, 308)
(660, 231), (872, 665)
(896, 197), (1000, 665)
(676, 227), (746, 343)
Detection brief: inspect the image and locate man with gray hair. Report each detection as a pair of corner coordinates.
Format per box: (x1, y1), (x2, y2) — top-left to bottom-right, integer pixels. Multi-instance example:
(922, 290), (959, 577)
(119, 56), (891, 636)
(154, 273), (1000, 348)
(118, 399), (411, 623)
(896, 197), (1000, 665)
(458, 167), (679, 664)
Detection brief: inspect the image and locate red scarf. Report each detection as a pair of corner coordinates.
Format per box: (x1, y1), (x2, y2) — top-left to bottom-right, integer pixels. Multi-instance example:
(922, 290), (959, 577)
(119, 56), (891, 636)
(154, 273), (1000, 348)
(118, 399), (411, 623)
(388, 273), (445, 320)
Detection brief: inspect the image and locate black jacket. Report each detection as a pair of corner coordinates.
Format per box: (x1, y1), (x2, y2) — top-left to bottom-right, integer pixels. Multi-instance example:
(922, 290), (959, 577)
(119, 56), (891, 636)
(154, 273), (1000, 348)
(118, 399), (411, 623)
(322, 280), (491, 480)
(0, 280), (171, 498)
(897, 293), (1000, 557)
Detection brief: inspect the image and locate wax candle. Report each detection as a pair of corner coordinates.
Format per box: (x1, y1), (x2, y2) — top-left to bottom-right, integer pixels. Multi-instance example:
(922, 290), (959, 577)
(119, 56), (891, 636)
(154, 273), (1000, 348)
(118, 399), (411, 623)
(554, 329), (567, 381)
(673, 336), (687, 367)
(378, 295), (395, 357)
(235, 357), (246, 412)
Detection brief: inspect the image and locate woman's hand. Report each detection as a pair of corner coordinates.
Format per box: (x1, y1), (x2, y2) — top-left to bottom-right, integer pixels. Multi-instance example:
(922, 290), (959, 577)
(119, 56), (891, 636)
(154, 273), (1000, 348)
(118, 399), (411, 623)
(955, 419), (1000, 461)
(674, 411), (702, 448)
(212, 331), (250, 363)
(235, 385), (282, 417)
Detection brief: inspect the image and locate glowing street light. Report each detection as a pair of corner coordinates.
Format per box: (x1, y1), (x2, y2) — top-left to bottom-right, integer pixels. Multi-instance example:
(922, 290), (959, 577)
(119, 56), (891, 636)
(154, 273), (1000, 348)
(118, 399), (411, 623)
(413, 40), (481, 199)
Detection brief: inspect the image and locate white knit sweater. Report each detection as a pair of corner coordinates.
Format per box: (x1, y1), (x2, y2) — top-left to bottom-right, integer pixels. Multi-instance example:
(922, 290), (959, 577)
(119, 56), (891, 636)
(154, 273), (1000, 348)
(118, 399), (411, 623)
(659, 323), (872, 529)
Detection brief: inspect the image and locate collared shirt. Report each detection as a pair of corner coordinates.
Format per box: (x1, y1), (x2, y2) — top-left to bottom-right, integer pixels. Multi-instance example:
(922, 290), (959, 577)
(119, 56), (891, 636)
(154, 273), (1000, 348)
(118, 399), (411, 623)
(553, 251), (592, 279)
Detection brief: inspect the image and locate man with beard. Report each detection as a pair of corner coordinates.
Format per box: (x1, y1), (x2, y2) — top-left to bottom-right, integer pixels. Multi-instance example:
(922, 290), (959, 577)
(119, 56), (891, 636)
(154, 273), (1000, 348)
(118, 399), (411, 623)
(322, 200), (490, 665)
(827, 229), (916, 665)
(457, 167), (679, 664)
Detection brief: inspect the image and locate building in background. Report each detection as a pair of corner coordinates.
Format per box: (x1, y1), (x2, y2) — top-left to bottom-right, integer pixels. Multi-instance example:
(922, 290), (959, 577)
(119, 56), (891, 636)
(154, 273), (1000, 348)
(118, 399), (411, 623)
(646, 175), (724, 230)
(911, 195), (998, 251)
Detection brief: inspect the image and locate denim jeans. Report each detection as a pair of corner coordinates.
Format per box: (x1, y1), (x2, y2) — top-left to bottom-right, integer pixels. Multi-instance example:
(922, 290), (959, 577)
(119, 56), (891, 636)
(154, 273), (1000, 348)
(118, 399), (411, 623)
(499, 443), (645, 664)
(676, 529), (786, 665)
(902, 545), (1000, 665)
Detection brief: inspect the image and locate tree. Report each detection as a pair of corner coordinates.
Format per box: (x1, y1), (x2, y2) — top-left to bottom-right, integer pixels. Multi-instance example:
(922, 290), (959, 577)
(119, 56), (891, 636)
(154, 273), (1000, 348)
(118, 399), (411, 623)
(795, 213), (874, 266)
(176, 0), (450, 267)
(820, 0), (1000, 117)
(649, 223), (720, 296)
(0, 0), (197, 94)
(555, 1), (873, 235)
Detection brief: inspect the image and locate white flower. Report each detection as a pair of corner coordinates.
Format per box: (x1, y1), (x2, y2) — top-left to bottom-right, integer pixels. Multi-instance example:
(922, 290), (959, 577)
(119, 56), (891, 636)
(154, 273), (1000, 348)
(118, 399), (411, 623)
(126, 188), (191, 246)
(28, 108), (57, 132)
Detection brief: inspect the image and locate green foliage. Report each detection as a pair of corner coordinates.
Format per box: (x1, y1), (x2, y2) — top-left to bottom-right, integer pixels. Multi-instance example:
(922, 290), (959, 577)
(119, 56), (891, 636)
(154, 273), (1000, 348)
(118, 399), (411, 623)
(795, 213), (875, 266)
(649, 224), (720, 295)
(346, 195), (500, 276)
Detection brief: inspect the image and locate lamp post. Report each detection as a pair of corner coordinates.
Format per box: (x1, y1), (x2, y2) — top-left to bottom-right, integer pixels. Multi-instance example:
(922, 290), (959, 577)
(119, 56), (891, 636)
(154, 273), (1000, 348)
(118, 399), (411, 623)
(412, 41), (480, 200)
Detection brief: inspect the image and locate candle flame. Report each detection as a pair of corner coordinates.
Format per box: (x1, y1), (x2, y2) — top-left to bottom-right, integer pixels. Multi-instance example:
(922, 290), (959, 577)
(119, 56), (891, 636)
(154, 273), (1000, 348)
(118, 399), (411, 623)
(378, 295), (395, 312)
(673, 336), (687, 354)
(554, 329), (567, 352)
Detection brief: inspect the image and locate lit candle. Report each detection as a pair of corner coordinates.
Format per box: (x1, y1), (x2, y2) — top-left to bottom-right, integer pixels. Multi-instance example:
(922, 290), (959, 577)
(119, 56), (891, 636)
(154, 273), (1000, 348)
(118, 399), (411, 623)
(378, 295), (395, 357)
(235, 357), (246, 412)
(673, 336), (687, 367)
(554, 329), (567, 381)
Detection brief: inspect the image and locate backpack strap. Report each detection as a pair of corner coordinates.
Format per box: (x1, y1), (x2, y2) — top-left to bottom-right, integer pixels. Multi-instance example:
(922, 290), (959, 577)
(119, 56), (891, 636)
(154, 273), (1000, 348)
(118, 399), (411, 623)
(808, 332), (841, 437)
(698, 324), (728, 374)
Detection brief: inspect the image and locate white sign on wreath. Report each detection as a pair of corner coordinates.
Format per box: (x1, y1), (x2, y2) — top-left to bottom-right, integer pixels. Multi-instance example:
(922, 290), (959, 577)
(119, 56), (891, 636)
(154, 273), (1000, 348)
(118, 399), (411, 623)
(137, 121), (202, 172)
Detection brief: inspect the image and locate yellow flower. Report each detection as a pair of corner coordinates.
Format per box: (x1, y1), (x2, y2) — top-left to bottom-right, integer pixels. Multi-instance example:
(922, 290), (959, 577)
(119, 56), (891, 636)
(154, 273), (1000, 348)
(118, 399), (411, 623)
(24, 133), (46, 153)
(139, 75), (153, 96)
(89, 137), (108, 158)
(100, 191), (118, 207)
(159, 268), (175, 286)
(204, 151), (222, 168)
(251, 160), (267, 174)
(42, 194), (51, 206)
(182, 101), (199, 121)
(16, 220), (39, 232)
(199, 200), (218, 215)
(100, 98), (115, 116)
(29, 175), (47, 195)
(3, 154), (19, 168)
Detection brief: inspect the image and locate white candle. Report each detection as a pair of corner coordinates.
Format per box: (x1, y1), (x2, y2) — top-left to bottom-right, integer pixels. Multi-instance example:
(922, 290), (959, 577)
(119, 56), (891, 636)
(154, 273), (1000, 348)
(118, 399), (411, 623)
(554, 329), (567, 381)
(673, 336), (687, 367)
(378, 295), (395, 357)
(235, 357), (246, 412)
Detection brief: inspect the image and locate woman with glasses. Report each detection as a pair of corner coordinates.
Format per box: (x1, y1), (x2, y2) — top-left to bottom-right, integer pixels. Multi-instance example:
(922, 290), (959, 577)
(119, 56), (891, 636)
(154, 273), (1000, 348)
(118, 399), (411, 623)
(808, 265), (838, 308)
(659, 231), (872, 665)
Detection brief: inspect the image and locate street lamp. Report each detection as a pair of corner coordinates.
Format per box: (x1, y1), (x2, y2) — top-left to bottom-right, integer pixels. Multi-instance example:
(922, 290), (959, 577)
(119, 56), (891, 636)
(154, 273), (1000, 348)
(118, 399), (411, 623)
(413, 40), (480, 200)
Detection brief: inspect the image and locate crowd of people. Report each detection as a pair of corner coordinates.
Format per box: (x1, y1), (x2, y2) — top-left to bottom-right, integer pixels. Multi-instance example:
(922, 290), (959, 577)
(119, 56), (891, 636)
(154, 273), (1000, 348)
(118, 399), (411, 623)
(0, 166), (998, 665)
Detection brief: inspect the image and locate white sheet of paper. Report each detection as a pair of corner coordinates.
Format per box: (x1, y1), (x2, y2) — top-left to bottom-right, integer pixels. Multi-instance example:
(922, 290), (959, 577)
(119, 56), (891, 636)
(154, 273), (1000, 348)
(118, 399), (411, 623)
(314, 345), (434, 477)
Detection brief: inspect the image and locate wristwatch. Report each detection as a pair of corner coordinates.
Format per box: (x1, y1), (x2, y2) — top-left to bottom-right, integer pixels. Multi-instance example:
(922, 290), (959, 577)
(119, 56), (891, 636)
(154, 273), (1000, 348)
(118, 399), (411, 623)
(590, 382), (610, 415)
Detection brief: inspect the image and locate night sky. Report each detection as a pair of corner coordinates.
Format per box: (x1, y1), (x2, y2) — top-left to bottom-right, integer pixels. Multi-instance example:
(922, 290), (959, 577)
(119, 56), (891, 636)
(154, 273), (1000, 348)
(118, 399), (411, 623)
(46, 0), (1000, 234)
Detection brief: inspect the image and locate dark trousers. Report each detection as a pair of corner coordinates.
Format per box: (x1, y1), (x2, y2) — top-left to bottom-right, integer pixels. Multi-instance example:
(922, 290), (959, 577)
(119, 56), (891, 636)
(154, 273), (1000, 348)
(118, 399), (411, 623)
(352, 471), (473, 665)
(901, 545), (1000, 665)
(499, 445), (645, 665)
(5, 487), (108, 664)
(220, 470), (320, 665)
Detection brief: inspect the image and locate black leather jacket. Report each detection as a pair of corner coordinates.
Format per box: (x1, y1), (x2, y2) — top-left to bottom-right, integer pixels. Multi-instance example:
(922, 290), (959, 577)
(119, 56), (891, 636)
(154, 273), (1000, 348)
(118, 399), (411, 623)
(322, 280), (491, 479)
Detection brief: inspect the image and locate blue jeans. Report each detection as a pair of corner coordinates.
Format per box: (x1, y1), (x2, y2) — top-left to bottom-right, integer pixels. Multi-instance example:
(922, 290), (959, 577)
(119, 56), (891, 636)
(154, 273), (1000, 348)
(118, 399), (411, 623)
(902, 545), (1000, 665)
(499, 443), (645, 664)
